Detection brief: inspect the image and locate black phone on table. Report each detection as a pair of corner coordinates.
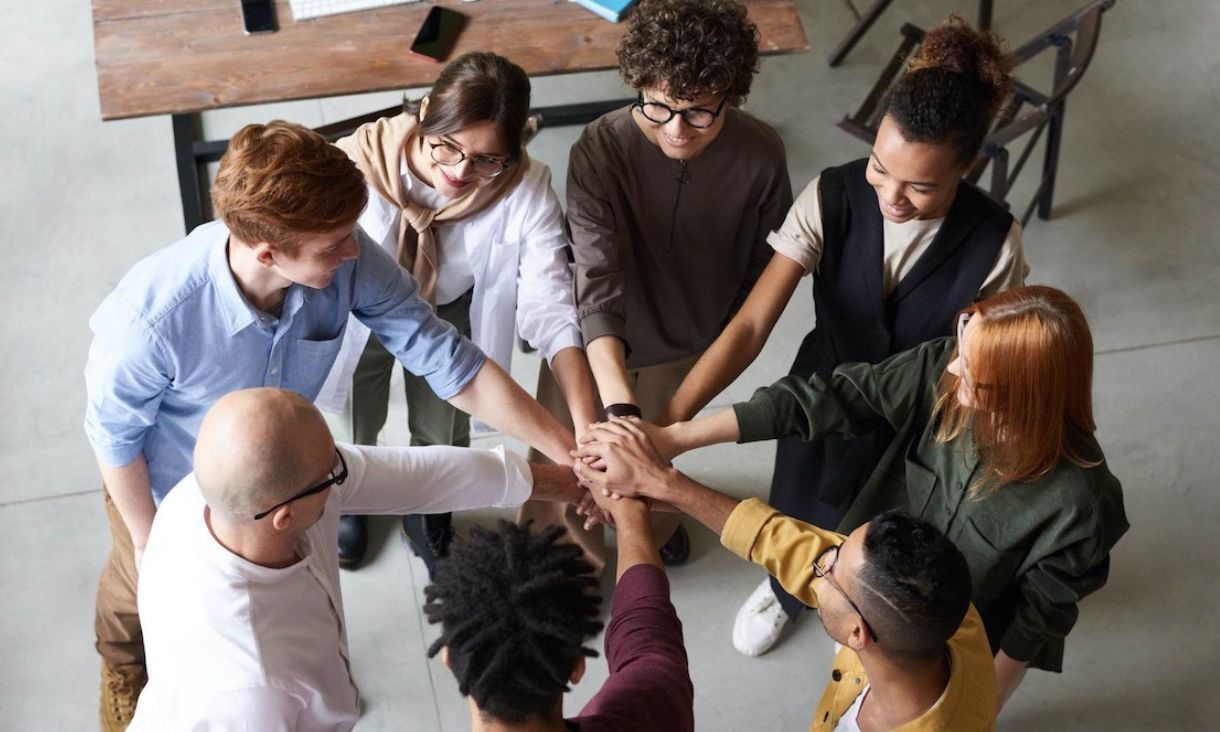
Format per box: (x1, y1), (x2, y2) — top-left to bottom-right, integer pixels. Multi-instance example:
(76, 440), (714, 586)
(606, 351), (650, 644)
(410, 6), (466, 63)
(241, 0), (278, 35)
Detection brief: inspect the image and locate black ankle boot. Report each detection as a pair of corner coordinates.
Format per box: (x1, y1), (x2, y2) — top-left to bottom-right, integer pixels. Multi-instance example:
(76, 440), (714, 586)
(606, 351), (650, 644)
(401, 513), (454, 579)
(338, 514), (369, 569)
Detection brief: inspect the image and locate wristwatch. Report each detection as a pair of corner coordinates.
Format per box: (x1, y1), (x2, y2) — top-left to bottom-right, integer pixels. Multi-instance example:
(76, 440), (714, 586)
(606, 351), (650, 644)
(604, 403), (643, 419)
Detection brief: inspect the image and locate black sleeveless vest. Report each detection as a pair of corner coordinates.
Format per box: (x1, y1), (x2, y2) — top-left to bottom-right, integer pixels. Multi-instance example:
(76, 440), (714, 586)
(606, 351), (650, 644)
(792, 158), (1013, 379)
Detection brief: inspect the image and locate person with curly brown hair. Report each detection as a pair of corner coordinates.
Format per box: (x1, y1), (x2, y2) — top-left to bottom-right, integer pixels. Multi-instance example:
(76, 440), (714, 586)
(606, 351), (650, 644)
(519, 0), (793, 574)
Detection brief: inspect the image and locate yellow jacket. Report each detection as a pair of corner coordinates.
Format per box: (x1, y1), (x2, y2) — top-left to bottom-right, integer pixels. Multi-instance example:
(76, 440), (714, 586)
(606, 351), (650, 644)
(721, 498), (998, 731)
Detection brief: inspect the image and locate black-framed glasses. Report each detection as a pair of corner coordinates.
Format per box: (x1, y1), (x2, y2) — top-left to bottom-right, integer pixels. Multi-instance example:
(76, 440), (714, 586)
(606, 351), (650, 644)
(632, 93), (728, 129)
(253, 449), (348, 520)
(813, 544), (879, 642)
(426, 140), (510, 179)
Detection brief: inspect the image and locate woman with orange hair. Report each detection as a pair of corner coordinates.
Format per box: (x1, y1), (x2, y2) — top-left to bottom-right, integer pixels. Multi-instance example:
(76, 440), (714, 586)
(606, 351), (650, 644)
(578, 285), (1128, 708)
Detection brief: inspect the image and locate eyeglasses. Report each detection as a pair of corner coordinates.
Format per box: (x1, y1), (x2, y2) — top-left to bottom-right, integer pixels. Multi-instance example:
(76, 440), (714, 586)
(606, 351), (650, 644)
(426, 140), (510, 179)
(813, 544), (879, 642)
(955, 311), (992, 393)
(632, 93), (728, 129)
(253, 449), (348, 520)
(956, 312), (974, 389)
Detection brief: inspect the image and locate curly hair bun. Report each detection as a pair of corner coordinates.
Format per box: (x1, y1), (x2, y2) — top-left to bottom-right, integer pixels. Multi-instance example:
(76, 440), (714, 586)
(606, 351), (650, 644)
(909, 15), (1013, 116)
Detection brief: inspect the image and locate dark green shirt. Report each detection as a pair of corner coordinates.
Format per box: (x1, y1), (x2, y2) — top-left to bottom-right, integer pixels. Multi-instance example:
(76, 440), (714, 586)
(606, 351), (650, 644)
(733, 337), (1128, 672)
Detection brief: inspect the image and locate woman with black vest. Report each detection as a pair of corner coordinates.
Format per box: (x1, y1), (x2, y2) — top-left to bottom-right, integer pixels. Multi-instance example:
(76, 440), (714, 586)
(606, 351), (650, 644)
(656, 16), (1029, 656)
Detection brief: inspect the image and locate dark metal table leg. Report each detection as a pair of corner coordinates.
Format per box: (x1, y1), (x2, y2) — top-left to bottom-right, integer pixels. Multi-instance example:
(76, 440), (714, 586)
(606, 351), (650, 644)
(828, 0), (897, 67)
(978, 0), (994, 31)
(172, 113), (208, 233)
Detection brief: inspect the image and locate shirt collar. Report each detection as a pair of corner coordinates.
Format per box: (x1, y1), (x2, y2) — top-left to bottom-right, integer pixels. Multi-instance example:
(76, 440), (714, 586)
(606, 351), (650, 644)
(186, 476), (315, 584)
(207, 228), (264, 336)
(207, 225), (311, 335)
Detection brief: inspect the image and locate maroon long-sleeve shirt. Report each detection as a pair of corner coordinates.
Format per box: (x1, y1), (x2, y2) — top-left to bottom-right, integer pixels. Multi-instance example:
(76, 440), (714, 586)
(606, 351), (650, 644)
(567, 565), (694, 731)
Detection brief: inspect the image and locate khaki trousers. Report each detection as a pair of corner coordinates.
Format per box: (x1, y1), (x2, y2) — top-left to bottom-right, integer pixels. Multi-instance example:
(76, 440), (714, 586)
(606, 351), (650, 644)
(518, 351), (699, 575)
(349, 290), (474, 449)
(95, 488), (143, 671)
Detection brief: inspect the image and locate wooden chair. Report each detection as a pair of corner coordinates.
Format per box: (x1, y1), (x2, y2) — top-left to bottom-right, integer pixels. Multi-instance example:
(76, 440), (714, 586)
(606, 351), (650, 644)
(837, 0), (1117, 226)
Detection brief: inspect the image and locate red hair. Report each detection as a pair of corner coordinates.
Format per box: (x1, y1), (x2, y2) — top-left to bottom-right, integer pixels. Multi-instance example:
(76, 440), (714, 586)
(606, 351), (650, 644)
(212, 121), (367, 254)
(934, 286), (1098, 493)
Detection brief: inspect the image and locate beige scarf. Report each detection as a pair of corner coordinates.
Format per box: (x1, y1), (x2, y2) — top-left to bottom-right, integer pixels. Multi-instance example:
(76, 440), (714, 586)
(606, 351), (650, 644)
(335, 112), (528, 305)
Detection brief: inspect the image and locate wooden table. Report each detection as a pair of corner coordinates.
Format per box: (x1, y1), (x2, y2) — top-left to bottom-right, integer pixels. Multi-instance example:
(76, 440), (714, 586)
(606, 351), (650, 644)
(92, 0), (809, 230)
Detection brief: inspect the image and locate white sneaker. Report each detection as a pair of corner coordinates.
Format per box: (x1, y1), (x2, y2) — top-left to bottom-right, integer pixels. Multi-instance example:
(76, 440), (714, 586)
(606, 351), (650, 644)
(732, 577), (793, 657)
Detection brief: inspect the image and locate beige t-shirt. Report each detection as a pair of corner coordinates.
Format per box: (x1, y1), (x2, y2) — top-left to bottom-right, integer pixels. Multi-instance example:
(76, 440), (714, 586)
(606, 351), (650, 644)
(767, 176), (1028, 298)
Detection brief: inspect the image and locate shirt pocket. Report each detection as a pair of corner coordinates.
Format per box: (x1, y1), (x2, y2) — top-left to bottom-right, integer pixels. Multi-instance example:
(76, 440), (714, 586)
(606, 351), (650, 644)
(959, 505), (1028, 604)
(288, 333), (347, 398)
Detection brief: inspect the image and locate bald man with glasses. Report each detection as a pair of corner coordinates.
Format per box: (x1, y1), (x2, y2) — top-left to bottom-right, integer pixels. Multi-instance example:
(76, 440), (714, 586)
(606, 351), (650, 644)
(574, 418), (999, 731)
(129, 388), (590, 731)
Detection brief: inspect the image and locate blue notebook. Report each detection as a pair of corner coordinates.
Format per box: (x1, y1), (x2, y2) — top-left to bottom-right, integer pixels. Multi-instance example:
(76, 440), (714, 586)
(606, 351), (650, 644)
(570, 0), (636, 23)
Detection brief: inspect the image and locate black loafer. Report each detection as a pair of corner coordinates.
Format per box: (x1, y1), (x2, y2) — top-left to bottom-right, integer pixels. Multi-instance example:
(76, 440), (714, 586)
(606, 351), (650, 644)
(401, 513), (454, 579)
(338, 515), (369, 570)
(659, 523), (691, 566)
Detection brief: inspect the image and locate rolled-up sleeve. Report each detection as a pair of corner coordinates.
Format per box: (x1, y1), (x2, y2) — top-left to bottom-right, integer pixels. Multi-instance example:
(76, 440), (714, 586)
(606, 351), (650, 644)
(765, 175), (825, 275)
(84, 297), (171, 468)
(721, 498), (844, 609)
(350, 231), (485, 400)
(567, 138), (629, 349)
(977, 220), (1029, 298)
(514, 165), (584, 363)
(336, 443), (532, 515)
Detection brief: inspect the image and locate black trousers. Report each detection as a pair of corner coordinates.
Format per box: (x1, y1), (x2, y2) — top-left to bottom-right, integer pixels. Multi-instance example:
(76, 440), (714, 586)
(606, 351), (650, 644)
(766, 330), (894, 618)
(768, 428), (894, 618)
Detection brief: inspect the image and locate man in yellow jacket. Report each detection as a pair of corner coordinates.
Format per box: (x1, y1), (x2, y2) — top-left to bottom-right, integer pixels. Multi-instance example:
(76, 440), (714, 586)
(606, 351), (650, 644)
(574, 418), (997, 730)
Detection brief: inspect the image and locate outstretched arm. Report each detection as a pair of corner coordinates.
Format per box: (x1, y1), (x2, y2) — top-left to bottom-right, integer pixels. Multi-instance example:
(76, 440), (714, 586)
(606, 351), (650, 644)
(548, 346), (600, 438)
(448, 359), (574, 465)
(586, 335), (636, 409)
(659, 255), (804, 425)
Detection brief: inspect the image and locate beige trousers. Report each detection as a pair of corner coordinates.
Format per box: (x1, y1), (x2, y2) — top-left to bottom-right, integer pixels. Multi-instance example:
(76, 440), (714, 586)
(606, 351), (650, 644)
(518, 352), (699, 575)
(95, 488), (143, 671)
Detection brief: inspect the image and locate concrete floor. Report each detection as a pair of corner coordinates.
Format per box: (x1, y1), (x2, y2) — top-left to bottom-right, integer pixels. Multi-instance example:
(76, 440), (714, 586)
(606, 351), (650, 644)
(1, 0), (1217, 729)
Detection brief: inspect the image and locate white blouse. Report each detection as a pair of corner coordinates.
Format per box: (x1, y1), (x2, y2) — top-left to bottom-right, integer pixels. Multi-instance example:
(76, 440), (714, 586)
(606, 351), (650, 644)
(317, 156), (583, 412)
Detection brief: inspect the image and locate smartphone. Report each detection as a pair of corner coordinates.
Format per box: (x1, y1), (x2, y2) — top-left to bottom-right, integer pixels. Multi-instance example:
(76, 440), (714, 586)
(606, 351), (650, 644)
(410, 6), (466, 63)
(241, 0), (278, 35)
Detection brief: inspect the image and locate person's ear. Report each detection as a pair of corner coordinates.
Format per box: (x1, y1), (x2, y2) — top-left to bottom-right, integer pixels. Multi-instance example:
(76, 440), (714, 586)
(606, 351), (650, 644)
(419, 95), (430, 123)
(253, 241), (278, 269)
(441, 646), (453, 671)
(845, 617), (869, 653)
(270, 503), (294, 532)
(569, 656), (586, 686)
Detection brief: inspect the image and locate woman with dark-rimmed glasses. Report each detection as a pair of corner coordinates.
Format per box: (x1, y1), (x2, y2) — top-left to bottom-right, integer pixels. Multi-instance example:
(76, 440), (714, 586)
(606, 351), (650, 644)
(318, 51), (598, 573)
(584, 285), (1128, 710)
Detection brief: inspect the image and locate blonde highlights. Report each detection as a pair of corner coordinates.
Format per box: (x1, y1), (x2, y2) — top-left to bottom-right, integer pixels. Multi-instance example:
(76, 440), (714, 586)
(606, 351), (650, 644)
(934, 286), (1099, 494)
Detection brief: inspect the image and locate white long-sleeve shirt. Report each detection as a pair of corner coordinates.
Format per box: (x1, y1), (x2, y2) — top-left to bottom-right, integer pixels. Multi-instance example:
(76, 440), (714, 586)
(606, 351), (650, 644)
(130, 443), (532, 731)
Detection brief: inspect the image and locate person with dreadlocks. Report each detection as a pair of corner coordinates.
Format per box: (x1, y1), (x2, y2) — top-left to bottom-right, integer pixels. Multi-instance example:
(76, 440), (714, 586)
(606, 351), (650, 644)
(425, 483), (694, 730)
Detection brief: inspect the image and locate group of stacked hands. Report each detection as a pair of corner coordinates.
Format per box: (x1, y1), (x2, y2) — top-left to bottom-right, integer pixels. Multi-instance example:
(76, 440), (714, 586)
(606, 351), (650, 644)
(83, 1), (1128, 730)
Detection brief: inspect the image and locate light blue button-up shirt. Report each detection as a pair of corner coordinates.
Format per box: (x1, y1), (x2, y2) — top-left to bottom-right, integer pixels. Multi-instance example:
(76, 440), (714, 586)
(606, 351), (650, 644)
(84, 221), (485, 503)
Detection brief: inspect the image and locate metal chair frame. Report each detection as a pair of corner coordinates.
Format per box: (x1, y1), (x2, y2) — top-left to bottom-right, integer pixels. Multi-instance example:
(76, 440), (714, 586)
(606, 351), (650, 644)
(837, 0), (1116, 227)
